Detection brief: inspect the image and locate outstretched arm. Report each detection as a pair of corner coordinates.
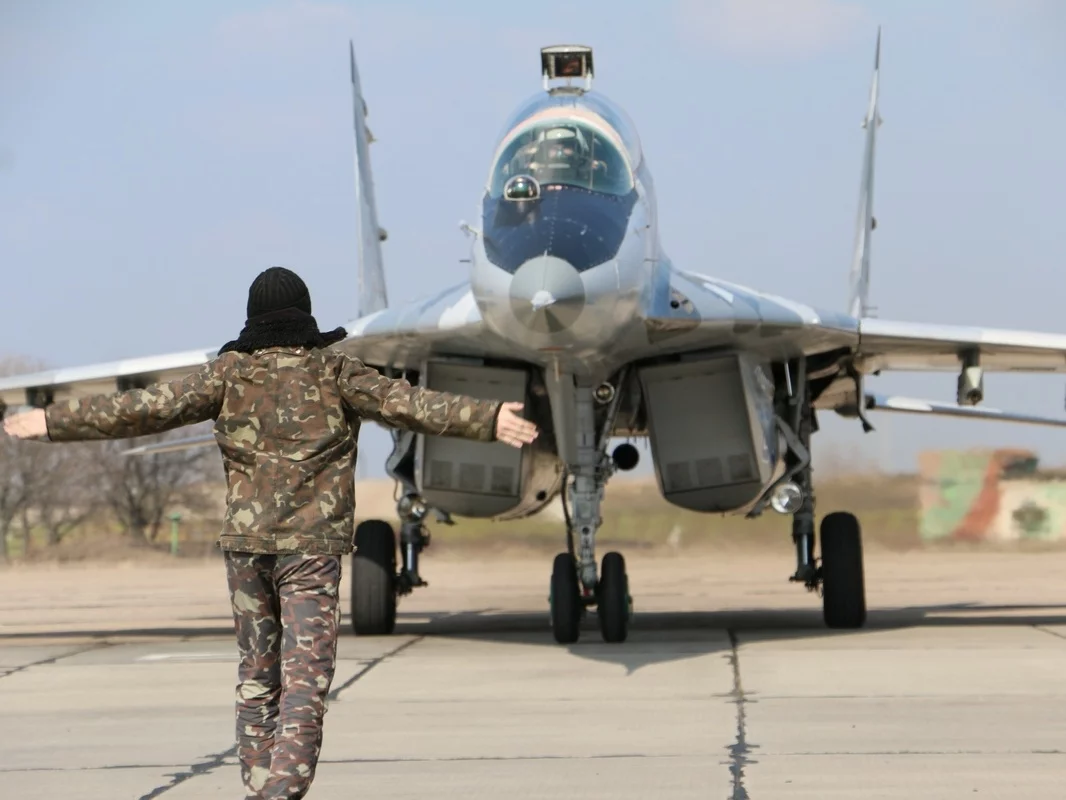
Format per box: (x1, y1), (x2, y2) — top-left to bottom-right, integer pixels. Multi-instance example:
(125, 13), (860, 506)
(3, 359), (226, 442)
(338, 356), (537, 447)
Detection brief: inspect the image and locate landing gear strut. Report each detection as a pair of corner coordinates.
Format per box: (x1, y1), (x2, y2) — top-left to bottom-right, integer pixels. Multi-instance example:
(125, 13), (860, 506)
(781, 357), (867, 628)
(350, 428), (443, 636)
(548, 373), (634, 644)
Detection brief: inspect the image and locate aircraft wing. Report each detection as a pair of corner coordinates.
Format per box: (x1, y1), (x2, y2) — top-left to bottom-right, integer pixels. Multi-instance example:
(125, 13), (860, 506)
(0, 347), (220, 411)
(335, 282), (504, 371)
(855, 318), (1066, 373)
(0, 282), (492, 416)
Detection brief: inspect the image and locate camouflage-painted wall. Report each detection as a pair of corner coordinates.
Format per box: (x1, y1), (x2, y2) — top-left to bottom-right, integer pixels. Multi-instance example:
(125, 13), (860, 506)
(918, 448), (1066, 542)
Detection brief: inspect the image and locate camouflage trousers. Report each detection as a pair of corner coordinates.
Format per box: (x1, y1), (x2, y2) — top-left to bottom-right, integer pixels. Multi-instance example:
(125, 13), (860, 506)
(224, 551), (342, 800)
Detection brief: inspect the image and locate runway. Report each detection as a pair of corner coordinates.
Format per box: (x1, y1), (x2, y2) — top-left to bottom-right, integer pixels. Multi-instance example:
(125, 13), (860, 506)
(3, 549), (1066, 798)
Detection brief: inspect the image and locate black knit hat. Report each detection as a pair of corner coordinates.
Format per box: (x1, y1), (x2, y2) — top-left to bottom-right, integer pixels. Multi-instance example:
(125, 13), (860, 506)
(247, 266), (312, 319)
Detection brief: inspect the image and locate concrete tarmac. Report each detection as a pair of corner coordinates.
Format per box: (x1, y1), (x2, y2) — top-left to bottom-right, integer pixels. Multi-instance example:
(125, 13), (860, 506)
(3, 549), (1066, 798)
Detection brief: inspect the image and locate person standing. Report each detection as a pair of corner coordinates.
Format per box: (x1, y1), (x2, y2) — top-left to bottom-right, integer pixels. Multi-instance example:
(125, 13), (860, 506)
(3, 266), (539, 799)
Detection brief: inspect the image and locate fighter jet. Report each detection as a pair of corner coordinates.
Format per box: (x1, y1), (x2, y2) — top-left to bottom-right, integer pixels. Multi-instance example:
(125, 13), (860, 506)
(5, 35), (1066, 644)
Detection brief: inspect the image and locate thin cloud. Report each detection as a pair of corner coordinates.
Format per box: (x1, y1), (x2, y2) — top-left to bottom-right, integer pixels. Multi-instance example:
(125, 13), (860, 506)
(674, 0), (869, 60)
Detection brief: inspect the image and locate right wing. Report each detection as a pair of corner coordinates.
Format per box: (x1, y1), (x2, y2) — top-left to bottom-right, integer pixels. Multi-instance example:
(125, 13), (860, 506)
(336, 281), (506, 371)
(0, 346), (220, 411)
(0, 282), (492, 415)
(0, 284), (496, 456)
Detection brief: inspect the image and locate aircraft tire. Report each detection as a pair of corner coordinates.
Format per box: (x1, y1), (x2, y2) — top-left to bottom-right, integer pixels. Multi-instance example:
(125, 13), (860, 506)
(820, 511), (867, 629)
(597, 551), (630, 643)
(351, 519), (397, 636)
(550, 552), (581, 644)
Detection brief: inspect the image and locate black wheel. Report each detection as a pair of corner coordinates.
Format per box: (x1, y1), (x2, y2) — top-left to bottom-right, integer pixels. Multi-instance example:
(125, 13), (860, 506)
(351, 520), (397, 636)
(550, 552), (582, 644)
(820, 511), (866, 629)
(597, 551), (630, 643)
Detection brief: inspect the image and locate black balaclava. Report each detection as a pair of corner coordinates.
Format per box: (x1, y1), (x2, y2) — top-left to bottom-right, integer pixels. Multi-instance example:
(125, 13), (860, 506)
(218, 267), (348, 355)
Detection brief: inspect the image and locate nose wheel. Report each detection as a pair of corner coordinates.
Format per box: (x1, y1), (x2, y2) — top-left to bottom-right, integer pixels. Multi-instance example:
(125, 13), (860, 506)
(550, 553), (582, 644)
(549, 551), (631, 644)
(546, 374), (634, 645)
(596, 551), (631, 643)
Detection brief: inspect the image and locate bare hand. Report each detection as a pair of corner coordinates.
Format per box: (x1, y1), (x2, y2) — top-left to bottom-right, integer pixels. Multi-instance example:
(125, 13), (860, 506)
(3, 408), (48, 439)
(494, 401), (538, 448)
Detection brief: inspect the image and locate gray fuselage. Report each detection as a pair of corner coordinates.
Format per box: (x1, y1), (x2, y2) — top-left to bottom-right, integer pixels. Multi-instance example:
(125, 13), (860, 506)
(469, 87), (662, 378)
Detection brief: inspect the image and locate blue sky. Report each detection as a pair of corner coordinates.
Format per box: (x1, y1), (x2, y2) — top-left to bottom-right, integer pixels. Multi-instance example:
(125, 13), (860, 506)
(3, 0), (1066, 478)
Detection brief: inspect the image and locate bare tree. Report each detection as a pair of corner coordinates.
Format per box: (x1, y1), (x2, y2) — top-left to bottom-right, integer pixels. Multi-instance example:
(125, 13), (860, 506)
(0, 436), (28, 562)
(96, 423), (223, 544)
(0, 356), (47, 560)
(23, 441), (101, 547)
(1, 355), (227, 554)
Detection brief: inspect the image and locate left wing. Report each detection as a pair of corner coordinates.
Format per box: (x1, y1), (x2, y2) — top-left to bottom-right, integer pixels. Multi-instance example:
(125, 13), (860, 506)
(819, 318), (1066, 428)
(856, 318), (1066, 373)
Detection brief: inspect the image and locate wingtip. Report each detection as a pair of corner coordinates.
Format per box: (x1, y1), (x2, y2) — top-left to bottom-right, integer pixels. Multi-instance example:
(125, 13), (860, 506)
(349, 40), (356, 83)
(874, 25), (881, 70)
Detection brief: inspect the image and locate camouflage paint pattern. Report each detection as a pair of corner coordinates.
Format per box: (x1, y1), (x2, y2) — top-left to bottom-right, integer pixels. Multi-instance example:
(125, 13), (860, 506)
(917, 448), (1066, 542)
(44, 347), (502, 555)
(226, 551), (341, 800)
(992, 481), (1066, 541)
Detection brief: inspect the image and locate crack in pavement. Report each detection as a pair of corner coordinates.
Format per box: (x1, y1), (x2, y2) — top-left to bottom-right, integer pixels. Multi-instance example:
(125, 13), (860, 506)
(0, 642), (110, 679)
(136, 746), (233, 800)
(726, 630), (752, 800)
(135, 635), (425, 800)
(1034, 625), (1066, 642)
(326, 635), (424, 701)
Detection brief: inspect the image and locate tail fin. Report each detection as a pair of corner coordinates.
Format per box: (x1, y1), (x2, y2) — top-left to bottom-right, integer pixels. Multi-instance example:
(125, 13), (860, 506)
(350, 41), (388, 317)
(847, 27), (882, 319)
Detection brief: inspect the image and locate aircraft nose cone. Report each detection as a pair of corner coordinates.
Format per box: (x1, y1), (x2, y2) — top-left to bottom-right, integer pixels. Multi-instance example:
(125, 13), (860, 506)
(509, 255), (586, 334)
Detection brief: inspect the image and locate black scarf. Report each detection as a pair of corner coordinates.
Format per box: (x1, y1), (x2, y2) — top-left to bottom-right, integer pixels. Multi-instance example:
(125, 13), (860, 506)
(218, 307), (348, 355)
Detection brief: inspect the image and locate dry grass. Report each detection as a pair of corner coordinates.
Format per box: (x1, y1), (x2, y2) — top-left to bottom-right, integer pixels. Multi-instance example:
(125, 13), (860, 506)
(0, 471), (956, 565)
(431, 471), (922, 555)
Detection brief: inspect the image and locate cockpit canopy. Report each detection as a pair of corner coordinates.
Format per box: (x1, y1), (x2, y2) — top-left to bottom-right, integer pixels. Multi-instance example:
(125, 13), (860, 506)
(489, 119), (634, 198)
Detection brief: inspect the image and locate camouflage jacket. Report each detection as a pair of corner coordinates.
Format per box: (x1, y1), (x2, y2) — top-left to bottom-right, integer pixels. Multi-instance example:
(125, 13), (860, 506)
(44, 347), (502, 555)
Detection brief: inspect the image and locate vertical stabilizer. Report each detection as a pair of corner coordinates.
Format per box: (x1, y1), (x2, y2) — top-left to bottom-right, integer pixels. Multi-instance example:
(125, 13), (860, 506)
(847, 27), (882, 319)
(350, 41), (388, 316)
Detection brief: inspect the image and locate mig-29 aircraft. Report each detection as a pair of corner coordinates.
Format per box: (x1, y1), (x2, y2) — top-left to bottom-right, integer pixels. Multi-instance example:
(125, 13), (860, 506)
(5, 34), (1066, 645)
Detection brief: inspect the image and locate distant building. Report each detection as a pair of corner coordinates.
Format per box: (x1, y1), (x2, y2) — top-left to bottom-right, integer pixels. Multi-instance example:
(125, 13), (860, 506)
(918, 448), (1066, 543)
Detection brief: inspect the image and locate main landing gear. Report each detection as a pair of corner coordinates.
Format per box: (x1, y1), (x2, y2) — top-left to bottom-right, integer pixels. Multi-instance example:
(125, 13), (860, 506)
(548, 378), (636, 645)
(350, 498), (433, 636)
(350, 430), (439, 636)
(769, 357), (867, 629)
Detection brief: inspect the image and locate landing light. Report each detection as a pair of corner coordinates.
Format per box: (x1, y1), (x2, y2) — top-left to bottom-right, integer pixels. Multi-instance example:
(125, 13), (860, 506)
(770, 482), (804, 515)
(398, 495), (428, 521)
(594, 382), (615, 404)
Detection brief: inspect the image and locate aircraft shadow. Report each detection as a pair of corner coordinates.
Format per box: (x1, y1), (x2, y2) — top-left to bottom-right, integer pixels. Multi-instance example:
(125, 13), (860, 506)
(383, 602), (1066, 674)
(4, 603), (1065, 677)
